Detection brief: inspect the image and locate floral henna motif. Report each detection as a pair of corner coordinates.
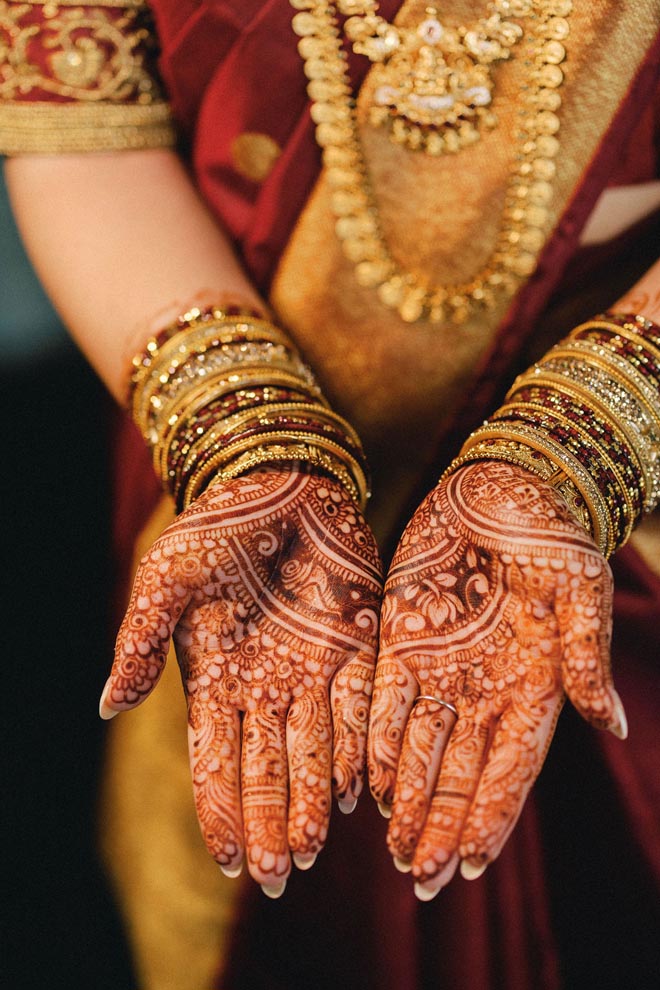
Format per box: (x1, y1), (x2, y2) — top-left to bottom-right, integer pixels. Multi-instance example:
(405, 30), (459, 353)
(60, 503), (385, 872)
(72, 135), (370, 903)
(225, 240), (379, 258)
(369, 460), (626, 898)
(104, 468), (382, 892)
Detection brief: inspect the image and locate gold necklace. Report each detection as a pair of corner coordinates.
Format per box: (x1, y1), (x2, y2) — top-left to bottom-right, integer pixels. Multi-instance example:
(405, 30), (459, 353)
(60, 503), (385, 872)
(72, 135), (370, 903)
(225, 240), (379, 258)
(338, 0), (532, 154)
(291, 0), (572, 325)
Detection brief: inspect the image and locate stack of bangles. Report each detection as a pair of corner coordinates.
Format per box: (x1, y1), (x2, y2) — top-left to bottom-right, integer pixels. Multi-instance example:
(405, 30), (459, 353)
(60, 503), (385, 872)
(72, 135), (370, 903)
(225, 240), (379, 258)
(129, 304), (370, 512)
(444, 312), (660, 558)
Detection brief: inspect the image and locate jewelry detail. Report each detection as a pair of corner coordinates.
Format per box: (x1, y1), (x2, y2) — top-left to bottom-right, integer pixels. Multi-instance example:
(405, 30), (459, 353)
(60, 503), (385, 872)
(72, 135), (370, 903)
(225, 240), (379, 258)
(0, 0), (174, 153)
(290, 0), (573, 324)
(339, 0), (532, 154)
(414, 694), (459, 716)
(443, 313), (660, 558)
(129, 305), (371, 512)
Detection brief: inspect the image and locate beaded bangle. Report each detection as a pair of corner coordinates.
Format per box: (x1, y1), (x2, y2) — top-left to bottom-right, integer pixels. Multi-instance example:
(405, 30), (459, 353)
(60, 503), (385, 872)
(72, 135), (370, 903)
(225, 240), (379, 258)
(129, 305), (370, 512)
(443, 312), (660, 557)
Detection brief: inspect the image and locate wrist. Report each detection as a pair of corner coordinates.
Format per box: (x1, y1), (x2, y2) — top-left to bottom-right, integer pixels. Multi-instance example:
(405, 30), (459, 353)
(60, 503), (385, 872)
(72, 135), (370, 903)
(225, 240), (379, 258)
(442, 311), (660, 558)
(128, 302), (371, 512)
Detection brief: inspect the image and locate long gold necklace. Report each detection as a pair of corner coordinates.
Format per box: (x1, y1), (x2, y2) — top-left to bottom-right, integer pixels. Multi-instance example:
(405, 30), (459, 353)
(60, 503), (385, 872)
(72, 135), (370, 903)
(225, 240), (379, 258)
(290, 0), (573, 325)
(339, 0), (532, 154)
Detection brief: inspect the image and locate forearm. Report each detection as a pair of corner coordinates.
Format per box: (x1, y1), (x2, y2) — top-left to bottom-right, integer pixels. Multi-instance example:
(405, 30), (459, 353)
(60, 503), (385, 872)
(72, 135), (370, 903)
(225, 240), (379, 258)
(5, 149), (263, 402)
(615, 256), (660, 322)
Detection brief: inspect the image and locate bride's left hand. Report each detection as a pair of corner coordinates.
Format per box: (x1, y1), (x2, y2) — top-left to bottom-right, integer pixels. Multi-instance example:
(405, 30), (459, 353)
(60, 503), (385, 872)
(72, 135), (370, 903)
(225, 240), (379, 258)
(368, 460), (627, 899)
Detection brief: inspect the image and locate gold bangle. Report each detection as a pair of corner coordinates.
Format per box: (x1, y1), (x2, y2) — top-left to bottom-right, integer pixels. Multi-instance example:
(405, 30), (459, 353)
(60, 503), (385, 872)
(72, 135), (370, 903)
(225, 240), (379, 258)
(202, 444), (364, 510)
(453, 423), (614, 555)
(184, 429), (369, 510)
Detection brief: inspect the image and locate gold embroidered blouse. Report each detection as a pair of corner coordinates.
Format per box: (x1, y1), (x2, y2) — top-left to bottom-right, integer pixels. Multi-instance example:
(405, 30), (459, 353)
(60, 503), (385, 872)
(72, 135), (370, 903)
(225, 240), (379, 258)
(0, 0), (175, 153)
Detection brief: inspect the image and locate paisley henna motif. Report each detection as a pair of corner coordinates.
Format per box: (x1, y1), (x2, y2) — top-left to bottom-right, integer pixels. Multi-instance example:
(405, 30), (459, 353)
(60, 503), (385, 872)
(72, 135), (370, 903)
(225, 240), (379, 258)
(102, 468), (382, 892)
(369, 461), (626, 899)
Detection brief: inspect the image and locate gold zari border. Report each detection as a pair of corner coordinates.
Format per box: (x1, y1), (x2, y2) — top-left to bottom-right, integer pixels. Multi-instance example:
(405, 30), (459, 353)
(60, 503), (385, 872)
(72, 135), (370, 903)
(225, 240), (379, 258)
(0, 99), (175, 152)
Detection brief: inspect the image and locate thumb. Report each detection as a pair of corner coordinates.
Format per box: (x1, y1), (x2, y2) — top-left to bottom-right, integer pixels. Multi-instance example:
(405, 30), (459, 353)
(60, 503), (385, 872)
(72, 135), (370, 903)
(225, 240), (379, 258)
(100, 557), (192, 719)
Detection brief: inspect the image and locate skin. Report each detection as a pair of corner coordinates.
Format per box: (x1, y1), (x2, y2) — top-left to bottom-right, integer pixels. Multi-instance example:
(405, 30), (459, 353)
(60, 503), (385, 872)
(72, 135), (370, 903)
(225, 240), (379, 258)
(6, 148), (659, 898)
(101, 467), (382, 895)
(369, 460), (626, 899)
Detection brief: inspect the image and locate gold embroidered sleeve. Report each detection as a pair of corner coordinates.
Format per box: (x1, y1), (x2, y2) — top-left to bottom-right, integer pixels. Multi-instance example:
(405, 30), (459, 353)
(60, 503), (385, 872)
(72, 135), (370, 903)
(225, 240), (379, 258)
(0, 0), (175, 153)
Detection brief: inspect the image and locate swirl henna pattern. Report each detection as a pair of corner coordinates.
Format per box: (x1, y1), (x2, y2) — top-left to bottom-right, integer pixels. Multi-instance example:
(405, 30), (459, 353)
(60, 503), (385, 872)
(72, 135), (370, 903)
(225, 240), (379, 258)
(101, 468), (382, 894)
(368, 461), (627, 899)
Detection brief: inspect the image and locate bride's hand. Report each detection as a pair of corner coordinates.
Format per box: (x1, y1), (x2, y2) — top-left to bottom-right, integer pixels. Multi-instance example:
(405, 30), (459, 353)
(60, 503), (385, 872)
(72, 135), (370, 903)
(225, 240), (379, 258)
(101, 467), (382, 896)
(368, 461), (626, 899)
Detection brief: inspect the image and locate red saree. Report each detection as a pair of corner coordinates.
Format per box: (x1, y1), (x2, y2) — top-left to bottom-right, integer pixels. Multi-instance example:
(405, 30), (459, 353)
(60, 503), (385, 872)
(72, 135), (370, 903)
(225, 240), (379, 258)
(111, 3), (660, 987)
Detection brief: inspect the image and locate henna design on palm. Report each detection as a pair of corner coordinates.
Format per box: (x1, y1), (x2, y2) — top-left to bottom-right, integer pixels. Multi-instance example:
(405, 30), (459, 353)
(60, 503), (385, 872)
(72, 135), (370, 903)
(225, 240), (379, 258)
(102, 468), (382, 893)
(368, 461), (627, 899)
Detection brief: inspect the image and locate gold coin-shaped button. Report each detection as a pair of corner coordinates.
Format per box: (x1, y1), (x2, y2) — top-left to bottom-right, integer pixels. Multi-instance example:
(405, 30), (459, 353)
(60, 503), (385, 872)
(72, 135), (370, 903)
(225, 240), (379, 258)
(231, 133), (282, 183)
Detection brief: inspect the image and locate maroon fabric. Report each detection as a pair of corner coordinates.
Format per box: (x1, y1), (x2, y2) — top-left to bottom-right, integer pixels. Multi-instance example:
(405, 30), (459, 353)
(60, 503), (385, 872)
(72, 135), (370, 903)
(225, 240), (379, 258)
(112, 4), (660, 987)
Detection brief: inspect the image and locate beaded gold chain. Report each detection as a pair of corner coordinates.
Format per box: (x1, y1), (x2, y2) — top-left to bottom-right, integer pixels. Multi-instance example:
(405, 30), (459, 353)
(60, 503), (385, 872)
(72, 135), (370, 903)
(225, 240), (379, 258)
(290, 0), (572, 324)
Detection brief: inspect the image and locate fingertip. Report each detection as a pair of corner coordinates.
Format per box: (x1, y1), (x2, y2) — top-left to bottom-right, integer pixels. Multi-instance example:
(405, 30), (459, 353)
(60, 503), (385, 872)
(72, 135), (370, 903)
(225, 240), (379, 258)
(99, 680), (119, 721)
(220, 863), (243, 879)
(338, 797), (357, 815)
(460, 859), (488, 881)
(608, 690), (628, 740)
(394, 856), (412, 874)
(261, 879), (287, 899)
(378, 802), (392, 819)
(414, 881), (441, 902)
(293, 852), (317, 871)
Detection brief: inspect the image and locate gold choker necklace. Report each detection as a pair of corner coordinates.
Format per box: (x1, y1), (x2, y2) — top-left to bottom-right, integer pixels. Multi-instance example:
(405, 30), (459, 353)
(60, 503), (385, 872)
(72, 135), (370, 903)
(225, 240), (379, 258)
(291, 0), (573, 325)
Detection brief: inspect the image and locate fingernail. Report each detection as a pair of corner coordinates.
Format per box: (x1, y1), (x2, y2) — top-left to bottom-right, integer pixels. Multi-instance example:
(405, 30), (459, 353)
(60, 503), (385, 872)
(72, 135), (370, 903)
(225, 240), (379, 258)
(293, 852), (317, 871)
(220, 863), (243, 878)
(99, 680), (119, 721)
(414, 881), (441, 902)
(261, 880), (287, 899)
(460, 859), (488, 880)
(338, 797), (357, 815)
(608, 690), (628, 740)
(394, 857), (412, 874)
(378, 802), (392, 819)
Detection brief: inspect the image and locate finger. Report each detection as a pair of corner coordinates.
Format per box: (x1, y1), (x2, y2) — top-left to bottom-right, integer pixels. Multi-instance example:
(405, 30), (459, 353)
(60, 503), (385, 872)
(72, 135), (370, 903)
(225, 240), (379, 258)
(458, 691), (564, 874)
(187, 687), (244, 876)
(101, 552), (193, 718)
(412, 714), (490, 899)
(241, 704), (290, 896)
(331, 651), (374, 812)
(555, 555), (626, 738)
(287, 688), (332, 869)
(367, 655), (418, 813)
(387, 698), (456, 870)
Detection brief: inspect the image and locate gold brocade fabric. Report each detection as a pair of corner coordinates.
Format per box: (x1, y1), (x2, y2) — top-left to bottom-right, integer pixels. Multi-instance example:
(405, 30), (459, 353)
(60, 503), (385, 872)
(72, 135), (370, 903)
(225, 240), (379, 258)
(272, 0), (659, 537)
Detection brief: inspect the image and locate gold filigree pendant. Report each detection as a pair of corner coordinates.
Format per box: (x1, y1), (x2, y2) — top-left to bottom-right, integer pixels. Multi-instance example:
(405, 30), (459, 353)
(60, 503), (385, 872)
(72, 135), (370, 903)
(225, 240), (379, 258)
(342, 1), (532, 154)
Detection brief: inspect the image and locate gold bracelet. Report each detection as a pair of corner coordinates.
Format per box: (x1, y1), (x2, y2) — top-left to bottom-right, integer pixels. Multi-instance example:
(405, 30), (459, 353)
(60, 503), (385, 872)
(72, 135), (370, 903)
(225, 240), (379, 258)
(202, 444), (364, 510)
(452, 423), (614, 555)
(184, 429), (369, 510)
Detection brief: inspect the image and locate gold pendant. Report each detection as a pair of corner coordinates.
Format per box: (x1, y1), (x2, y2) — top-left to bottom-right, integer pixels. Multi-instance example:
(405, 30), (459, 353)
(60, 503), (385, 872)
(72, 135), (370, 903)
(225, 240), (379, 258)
(344, 4), (529, 154)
